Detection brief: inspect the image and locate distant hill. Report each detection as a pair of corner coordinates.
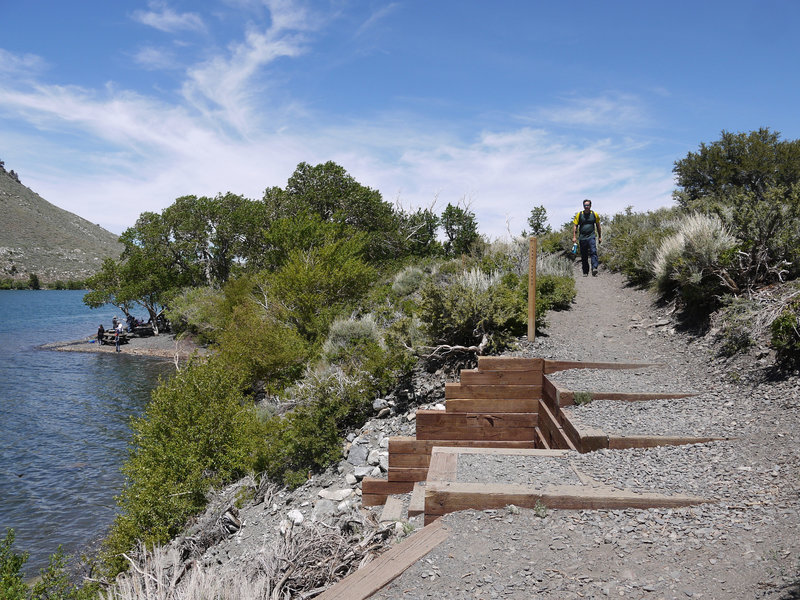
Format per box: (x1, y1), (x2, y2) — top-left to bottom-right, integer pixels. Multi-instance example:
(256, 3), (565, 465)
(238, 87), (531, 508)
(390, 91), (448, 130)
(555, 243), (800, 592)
(0, 162), (123, 284)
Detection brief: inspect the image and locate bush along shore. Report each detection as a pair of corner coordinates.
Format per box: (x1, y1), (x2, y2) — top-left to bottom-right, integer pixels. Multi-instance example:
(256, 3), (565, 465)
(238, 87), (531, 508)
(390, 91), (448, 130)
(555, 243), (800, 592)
(3, 133), (799, 598)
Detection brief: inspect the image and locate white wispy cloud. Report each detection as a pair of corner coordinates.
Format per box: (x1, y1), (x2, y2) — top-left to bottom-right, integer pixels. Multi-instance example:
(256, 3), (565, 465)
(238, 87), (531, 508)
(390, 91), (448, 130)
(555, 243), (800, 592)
(534, 93), (650, 130)
(0, 48), (47, 77)
(131, 1), (206, 33)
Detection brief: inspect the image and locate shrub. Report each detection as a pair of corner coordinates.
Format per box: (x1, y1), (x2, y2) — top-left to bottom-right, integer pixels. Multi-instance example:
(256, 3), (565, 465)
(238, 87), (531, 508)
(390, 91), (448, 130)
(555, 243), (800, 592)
(771, 299), (800, 369)
(391, 266), (426, 297)
(651, 212), (738, 318)
(537, 274), (576, 312)
(260, 368), (381, 488)
(1, 529), (27, 600)
(102, 359), (265, 576)
(602, 206), (681, 285)
(713, 296), (757, 356)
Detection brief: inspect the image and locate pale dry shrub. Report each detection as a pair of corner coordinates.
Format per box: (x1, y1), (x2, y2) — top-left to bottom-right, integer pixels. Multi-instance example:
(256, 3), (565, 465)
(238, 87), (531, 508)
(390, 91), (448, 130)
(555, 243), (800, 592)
(101, 509), (392, 600)
(322, 314), (383, 358)
(391, 266), (425, 296)
(454, 267), (501, 292)
(651, 213), (737, 291)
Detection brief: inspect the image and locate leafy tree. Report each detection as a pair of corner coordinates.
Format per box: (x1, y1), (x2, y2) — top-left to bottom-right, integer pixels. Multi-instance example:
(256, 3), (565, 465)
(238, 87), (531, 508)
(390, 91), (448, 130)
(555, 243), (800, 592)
(398, 207), (442, 257)
(27, 273), (40, 290)
(441, 203), (480, 256)
(272, 161), (400, 262)
(527, 205), (552, 237)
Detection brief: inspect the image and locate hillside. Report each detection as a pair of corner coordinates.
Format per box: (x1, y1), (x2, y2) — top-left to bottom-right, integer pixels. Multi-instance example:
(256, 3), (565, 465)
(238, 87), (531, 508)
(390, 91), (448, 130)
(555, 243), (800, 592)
(0, 162), (123, 283)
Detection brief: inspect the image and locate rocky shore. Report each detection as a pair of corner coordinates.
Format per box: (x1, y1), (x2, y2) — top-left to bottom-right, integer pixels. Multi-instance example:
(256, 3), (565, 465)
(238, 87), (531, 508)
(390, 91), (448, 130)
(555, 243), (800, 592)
(41, 332), (206, 361)
(103, 267), (800, 599)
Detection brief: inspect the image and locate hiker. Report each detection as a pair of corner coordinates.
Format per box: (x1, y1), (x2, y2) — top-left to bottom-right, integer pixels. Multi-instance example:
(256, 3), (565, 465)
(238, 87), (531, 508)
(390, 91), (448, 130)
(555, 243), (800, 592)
(97, 324), (104, 343)
(572, 199), (602, 277)
(115, 322), (123, 353)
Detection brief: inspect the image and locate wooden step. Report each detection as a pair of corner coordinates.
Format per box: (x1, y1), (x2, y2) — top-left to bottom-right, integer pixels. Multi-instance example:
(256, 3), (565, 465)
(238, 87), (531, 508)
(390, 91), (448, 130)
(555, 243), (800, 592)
(379, 495), (404, 522)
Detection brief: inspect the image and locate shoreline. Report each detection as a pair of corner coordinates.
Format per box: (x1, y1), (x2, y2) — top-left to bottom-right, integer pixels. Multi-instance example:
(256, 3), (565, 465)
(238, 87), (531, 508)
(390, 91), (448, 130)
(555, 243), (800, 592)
(40, 333), (207, 360)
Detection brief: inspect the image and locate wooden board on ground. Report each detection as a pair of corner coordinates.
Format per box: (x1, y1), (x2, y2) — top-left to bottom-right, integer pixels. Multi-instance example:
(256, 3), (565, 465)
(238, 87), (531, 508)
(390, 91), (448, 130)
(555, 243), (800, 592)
(388, 437), (535, 455)
(477, 356), (544, 371)
(543, 359), (659, 374)
(408, 482), (426, 517)
(380, 495), (404, 522)
(459, 368), (543, 385)
(445, 382), (542, 399)
(362, 478), (415, 496)
(316, 520), (450, 600)
(424, 481), (709, 524)
(445, 397), (539, 414)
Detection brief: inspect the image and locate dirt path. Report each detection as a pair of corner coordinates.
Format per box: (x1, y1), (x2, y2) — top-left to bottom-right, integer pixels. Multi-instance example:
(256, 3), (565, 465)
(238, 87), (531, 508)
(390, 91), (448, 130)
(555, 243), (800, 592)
(370, 266), (800, 600)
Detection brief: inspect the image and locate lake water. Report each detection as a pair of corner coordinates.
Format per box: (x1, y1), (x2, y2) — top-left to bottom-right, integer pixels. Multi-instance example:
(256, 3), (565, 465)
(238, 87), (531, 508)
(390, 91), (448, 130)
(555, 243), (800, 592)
(0, 290), (171, 573)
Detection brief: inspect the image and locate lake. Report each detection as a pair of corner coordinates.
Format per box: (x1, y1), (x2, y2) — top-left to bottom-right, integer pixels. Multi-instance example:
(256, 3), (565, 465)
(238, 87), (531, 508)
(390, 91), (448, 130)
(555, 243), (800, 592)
(0, 290), (171, 573)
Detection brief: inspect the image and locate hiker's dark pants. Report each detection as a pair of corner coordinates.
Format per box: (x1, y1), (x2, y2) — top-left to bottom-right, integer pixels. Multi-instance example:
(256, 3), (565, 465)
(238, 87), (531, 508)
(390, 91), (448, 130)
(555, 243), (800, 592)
(579, 237), (598, 274)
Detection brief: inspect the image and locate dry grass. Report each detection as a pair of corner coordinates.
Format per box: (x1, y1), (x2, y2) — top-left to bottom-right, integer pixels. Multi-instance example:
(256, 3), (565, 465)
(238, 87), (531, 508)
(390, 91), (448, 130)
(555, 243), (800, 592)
(100, 508), (393, 600)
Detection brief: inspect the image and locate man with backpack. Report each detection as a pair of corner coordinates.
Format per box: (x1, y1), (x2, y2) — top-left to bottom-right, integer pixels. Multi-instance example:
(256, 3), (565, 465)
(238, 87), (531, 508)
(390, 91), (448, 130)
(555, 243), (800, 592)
(572, 199), (602, 276)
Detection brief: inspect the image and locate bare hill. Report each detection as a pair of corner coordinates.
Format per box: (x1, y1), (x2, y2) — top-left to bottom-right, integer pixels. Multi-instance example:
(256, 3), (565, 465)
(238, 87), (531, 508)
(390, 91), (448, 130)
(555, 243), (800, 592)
(0, 163), (123, 283)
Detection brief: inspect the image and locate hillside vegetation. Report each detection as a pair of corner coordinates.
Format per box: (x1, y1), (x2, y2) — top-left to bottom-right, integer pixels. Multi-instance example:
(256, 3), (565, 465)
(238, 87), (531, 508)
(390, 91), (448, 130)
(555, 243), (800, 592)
(0, 160), (122, 286)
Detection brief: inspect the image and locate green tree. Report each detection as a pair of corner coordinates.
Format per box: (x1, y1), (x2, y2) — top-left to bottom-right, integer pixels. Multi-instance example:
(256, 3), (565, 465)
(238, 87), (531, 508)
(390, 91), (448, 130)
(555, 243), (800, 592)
(441, 203), (480, 256)
(526, 205), (552, 237)
(270, 161), (400, 262)
(27, 273), (40, 290)
(0, 529), (27, 600)
(398, 207), (442, 257)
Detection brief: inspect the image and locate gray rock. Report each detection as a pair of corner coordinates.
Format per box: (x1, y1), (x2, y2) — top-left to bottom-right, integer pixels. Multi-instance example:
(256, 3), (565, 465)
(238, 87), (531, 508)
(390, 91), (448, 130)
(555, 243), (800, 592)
(346, 443), (369, 466)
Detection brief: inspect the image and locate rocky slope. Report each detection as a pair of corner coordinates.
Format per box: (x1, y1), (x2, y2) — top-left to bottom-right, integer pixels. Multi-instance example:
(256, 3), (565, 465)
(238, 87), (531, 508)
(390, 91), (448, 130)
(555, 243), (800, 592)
(0, 162), (122, 283)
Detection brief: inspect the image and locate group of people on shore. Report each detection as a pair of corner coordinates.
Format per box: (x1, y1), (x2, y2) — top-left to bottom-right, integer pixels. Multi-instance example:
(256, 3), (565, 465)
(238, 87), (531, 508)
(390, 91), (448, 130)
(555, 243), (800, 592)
(96, 315), (143, 352)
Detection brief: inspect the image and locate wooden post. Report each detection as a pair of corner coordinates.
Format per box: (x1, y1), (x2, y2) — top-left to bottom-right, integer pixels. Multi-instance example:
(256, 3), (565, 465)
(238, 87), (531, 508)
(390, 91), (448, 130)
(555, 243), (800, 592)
(528, 237), (537, 341)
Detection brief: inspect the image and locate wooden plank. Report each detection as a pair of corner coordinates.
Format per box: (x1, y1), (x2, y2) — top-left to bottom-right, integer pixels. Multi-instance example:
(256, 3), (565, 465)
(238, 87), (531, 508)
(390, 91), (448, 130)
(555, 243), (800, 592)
(534, 426), (550, 449)
(543, 359), (660, 374)
(579, 391), (697, 402)
(416, 425), (535, 442)
(445, 383), (541, 399)
(459, 369), (543, 385)
(388, 467), (429, 482)
(424, 481), (709, 518)
(362, 478), (415, 495)
(541, 375), (562, 410)
(556, 408), (587, 451)
(427, 448), (459, 482)
(317, 520), (450, 600)
(361, 493), (388, 507)
(389, 453), (431, 468)
(445, 397), (539, 414)
(431, 447), (570, 458)
(408, 482), (426, 517)
(380, 496), (404, 522)
(608, 435), (724, 449)
(477, 356), (544, 371)
(416, 410), (537, 427)
(537, 398), (570, 450)
(388, 438), (536, 454)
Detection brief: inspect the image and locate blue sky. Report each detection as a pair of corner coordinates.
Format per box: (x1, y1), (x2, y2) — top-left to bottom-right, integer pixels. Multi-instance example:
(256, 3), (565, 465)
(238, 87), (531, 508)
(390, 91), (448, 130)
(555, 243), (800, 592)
(1, 0), (799, 238)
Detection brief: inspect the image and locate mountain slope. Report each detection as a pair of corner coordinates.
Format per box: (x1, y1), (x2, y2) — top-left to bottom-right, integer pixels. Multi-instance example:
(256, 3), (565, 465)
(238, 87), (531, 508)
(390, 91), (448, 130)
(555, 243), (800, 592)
(0, 164), (123, 283)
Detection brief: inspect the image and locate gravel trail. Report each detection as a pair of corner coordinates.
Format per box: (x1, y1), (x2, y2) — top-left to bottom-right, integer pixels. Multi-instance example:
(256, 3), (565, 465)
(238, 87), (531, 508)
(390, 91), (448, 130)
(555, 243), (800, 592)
(371, 266), (800, 600)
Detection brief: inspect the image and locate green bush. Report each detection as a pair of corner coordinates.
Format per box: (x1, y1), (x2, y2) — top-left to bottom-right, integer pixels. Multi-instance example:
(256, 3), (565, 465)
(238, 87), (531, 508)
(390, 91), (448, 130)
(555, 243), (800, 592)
(0, 529), (88, 600)
(602, 206), (681, 285)
(1, 529), (27, 600)
(102, 359), (265, 576)
(771, 299), (800, 369)
(537, 274), (576, 312)
(714, 296), (757, 356)
(651, 213), (738, 319)
(391, 266), (426, 297)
